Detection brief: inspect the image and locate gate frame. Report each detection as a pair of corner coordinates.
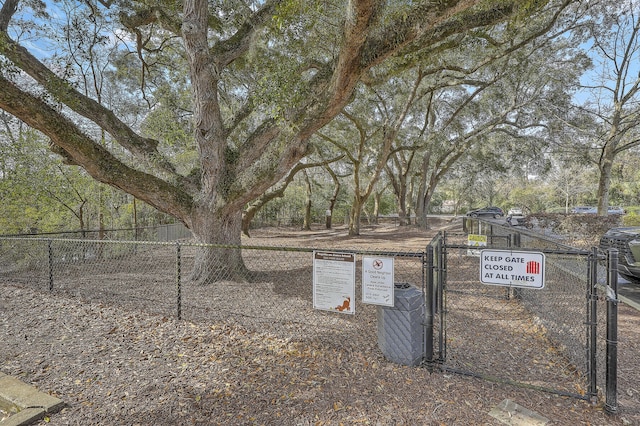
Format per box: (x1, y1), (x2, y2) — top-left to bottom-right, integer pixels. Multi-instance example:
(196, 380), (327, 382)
(424, 223), (618, 412)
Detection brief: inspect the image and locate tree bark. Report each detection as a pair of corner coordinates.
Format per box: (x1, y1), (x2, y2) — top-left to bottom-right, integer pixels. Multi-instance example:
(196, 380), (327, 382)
(349, 200), (362, 236)
(597, 143), (616, 216)
(302, 170), (312, 231)
(190, 208), (247, 283)
(325, 165), (341, 230)
(372, 191), (381, 225)
(394, 172), (410, 227)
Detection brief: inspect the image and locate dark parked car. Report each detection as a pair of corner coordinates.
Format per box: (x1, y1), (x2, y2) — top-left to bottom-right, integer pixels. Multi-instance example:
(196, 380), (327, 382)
(599, 227), (640, 283)
(466, 206), (504, 218)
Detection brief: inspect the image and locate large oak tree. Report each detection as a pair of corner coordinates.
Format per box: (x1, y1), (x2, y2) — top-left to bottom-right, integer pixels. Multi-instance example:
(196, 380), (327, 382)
(0, 0), (557, 282)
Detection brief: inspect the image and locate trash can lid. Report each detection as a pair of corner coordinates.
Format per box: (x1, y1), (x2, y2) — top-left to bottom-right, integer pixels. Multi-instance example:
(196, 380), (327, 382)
(392, 282), (423, 310)
(394, 282), (411, 290)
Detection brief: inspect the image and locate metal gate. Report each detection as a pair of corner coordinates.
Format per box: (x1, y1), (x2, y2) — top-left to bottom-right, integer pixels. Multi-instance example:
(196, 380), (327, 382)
(423, 221), (618, 412)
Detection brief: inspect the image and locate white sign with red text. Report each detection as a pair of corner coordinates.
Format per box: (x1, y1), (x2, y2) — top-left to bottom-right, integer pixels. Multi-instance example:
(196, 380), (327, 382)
(480, 249), (545, 289)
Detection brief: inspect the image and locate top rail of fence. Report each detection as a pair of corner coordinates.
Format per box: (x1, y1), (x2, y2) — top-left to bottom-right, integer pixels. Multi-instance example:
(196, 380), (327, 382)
(0, 236), (425, 258)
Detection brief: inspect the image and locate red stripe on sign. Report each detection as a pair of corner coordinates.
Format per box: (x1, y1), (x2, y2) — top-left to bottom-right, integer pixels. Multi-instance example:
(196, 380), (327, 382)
(527, 261), (540, 274)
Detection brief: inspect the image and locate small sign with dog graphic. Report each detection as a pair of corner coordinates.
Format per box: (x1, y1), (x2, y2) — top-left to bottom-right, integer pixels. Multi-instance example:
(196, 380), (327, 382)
(313, 251), (356, 314)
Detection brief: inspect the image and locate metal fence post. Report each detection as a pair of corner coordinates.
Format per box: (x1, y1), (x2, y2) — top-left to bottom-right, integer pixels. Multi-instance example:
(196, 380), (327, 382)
(176, 242), (182, 320)
(587, 247), (598, 401)
(505, 234), (513, 299)
(438, 232), (446, 363)
(512, 232), (521, 248)
(424, 245), (434, 365)
(48, 240), (54, 292)
(504, 232), (523, 299)
(605, 248), (619, 414)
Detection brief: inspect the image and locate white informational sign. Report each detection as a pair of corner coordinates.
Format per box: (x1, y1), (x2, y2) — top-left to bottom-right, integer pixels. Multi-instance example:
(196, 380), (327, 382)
(362, 256), (394, 307)
(467, 234), (487, 257)
(480, 249), (546, 289)
(313, 251), (356, 314)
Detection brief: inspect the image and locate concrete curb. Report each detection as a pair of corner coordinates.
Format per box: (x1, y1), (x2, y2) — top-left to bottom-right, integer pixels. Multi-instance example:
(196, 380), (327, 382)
(0, 372), (64, 426)
(489, 398), (549, 425)
(621, 295), (640, 312)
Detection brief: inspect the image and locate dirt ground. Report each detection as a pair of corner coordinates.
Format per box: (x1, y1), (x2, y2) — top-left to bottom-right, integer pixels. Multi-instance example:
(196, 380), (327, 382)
(1, 218), (638, 425)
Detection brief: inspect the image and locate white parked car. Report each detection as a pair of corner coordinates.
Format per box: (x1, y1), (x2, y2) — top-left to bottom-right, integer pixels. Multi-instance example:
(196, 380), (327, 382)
(506, 208), (525, 226)
(571, 206), (597, 214)
(570, 206), (625, 215)
(608, 206), (626, 215)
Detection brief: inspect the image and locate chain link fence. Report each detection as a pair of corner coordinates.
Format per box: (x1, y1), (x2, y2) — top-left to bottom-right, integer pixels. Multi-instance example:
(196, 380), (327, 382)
(5, 223), (191, 242)
(1, 219), (619, 408)
(436, 219), (615, 407)
(0, 237), (425, 352)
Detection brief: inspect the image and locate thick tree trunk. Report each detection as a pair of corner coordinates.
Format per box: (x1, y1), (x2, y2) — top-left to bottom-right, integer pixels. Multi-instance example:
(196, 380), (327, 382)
(241, 207), (256, 237)
(387, 155), (413, 227)
(348, 201), (362, 236)
(597, 153), (614, 216)
(396, 184), (409, 226)
(325, 166), (341, 229)
(302, 171), (312, 230)
(415, 152), (430, 228)
(189, 209), (247, 284)
(372, 192), (380, 225)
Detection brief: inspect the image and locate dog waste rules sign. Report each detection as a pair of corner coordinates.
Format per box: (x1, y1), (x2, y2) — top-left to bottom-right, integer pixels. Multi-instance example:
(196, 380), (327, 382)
(480, 249), (545, 289)
(313, 251), (356, 314)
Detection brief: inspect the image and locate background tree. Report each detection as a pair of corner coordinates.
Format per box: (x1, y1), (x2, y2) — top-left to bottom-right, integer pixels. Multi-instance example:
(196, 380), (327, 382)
(615, 149), (640, 207)
(548, 161), (595, 212)
(323, 163), (343, 229)
(413, 33), (582, 225)
(0, 112), (106, 233)
(240, 153), (342, 236)
(386, 143), (416, 226)
(318, 72), (422, 236)
(360, 1), (587, 228)
(569, 0), (640, 215)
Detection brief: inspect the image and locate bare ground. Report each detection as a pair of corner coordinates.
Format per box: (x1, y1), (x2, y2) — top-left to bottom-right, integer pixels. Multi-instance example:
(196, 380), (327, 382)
(1, 219), (638, 425)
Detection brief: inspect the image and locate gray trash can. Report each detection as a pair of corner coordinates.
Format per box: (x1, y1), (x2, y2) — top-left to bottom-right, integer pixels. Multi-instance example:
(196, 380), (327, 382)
(377, 283), (425, 366)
